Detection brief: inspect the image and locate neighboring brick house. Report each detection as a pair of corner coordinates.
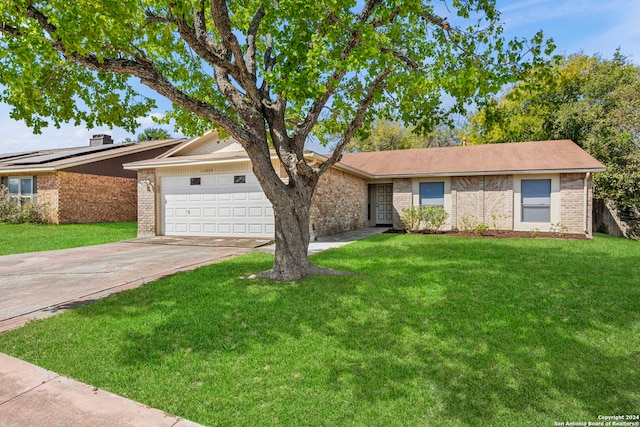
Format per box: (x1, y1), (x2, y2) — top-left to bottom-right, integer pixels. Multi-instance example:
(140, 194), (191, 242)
(126, 134), (605, 239)
(0, 135), (185, 224)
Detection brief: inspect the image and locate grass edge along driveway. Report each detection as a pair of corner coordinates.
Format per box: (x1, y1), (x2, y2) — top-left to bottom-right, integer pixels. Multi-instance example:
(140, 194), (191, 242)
(0, 233), (638, 426)
(0, 222), (137, 255)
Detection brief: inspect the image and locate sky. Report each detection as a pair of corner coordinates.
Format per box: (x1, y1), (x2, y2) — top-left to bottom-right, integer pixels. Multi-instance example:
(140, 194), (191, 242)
(1, 0), (638, 153)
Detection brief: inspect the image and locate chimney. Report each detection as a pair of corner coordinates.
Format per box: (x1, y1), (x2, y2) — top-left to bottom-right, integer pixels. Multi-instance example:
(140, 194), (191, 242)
(90, 134), (113, 146)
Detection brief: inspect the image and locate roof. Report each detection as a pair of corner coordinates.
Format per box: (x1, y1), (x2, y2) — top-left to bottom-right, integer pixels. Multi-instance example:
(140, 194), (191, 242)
(0, 138), (186, 174)
(340, 140), (606, 177)
(125, 137), (605, 178)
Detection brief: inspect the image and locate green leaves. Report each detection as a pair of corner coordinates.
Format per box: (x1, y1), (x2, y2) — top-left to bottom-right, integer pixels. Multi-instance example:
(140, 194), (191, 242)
(464, 52), (640, 209)
(1, 0), (552, 142)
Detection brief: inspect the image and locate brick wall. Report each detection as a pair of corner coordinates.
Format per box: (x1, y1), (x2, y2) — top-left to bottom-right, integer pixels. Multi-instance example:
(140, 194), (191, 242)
(137, 169), (157, 237)
(560, 173), (589, 235)
(33, 173), (60, 224)
(310, 167), (368, 238)
(57, 172), (137, 223)
(392, 178), (412, 229)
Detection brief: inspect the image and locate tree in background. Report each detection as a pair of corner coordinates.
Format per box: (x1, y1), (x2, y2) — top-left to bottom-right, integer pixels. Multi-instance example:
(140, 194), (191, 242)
(122, 127), (173, 143)
(136, 127), (173, 141)
(346, 119), (461, 152)
(464, 52), (640, 210)
(0, 0), (551, 280)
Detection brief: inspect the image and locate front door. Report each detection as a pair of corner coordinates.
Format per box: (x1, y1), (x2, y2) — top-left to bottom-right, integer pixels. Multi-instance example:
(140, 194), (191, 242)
(376, 184), (393, 225)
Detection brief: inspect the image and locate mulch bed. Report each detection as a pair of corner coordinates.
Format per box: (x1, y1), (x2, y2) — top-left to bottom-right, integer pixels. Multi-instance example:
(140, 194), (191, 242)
(385, 229), (588, 240)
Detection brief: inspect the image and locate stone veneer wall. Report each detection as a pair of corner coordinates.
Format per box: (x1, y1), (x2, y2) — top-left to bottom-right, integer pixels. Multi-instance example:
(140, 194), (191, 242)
(391, 178), (412, 229)
(137, 169), (157, 237)
(392, 173), (589, 234)
(560, 173), (591, 235)
(310, 167), (368, 238)
(57, 172), (137, 223)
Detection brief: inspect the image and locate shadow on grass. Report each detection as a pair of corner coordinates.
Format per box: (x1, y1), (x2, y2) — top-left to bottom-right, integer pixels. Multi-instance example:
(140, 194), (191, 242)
(3, 234), (639, 425)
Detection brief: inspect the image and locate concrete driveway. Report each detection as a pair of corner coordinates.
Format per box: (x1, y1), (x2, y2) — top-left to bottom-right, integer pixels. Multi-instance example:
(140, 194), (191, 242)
(0, 239), (268, 333)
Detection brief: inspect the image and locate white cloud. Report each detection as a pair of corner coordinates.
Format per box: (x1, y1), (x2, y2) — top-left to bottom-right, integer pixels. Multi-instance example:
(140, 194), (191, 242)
(496, 0), (640, 62)
(0, 104), (182, 153)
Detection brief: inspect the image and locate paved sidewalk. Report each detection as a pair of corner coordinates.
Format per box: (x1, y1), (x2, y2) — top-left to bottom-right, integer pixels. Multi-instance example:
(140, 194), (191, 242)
(0, 227), (388, 427)
(0, 353), (204, 427)
(259, 226), (389, 254)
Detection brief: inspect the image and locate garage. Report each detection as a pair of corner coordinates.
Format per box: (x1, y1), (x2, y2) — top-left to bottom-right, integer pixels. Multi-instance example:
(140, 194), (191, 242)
(161, 172), (274, 237)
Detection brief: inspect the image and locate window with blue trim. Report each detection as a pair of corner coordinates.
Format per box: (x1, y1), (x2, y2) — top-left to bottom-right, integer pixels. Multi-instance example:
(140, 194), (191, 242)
(419, 182), (444, 206)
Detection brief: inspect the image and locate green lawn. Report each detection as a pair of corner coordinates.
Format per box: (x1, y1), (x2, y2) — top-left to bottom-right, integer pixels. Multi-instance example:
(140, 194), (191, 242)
(0, 234), (638, 426)
(0, 222), (137, 255)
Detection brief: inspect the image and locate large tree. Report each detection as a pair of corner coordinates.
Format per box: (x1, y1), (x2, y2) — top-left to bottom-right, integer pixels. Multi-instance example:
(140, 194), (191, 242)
(346, 119), (462, 152)
(0, 0), (550, 280)
(464, 52), (640, 210)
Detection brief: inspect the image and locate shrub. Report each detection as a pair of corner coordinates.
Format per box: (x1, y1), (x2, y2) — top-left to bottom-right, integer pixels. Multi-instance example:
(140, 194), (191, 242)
(474, 223), (490, 235)
(400, 206), (423, 233)
(400, 206), (448, 234)
(459, 215), (476, 232)
(549, 222), (569, 234)
(0, 185), (49, 224)
(596, 223), (609, 234)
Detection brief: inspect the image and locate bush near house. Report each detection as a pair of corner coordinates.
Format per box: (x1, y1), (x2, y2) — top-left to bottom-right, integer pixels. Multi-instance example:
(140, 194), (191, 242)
(401, 205), (449, 233)
(0, 185), (49, 224)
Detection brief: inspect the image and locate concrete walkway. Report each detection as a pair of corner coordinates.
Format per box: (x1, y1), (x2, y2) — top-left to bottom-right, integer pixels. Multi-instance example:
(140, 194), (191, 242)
(0, 242), (259, 333)
(0, 227), (388, 427)
(260, 226), (389, 254)
(0, 353), (203, 427)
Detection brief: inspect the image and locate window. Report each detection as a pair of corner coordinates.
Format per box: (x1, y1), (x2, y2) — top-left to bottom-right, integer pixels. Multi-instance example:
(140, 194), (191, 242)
(190, 177), (201, 186)
(419, 182), (444, 206)
(234, 175), (246, 184)
(7, 176), (34, 205)
(521, 179), (551, 222)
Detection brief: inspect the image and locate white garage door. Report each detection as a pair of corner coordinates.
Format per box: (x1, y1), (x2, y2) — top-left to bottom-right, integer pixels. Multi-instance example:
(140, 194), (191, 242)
(161, 173), (274, 237)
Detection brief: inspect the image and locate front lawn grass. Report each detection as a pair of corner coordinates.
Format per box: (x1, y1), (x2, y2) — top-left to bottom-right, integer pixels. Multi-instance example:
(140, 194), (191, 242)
(0, 234), (638, 426)
(0, 222), (137, 255)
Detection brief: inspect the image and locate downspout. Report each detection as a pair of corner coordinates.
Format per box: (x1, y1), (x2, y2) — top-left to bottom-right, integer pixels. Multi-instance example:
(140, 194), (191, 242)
(584, 172), (591, 236)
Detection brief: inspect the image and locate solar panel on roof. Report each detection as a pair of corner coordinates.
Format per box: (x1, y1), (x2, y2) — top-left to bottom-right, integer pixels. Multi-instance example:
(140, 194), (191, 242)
(7, 143), (136, 165)
(0, 150), (42, 161)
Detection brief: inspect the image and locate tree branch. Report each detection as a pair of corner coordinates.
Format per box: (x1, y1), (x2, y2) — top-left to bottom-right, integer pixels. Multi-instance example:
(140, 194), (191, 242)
(293, 0), (385, 141)
(246, 4), (265, 78)
(22, 4), (250, 143)
(421, 11), (485, 61)
(144, 8), (236, 75)
(0, 22), (21, 37)
(380, 47), (422, 70)
(210, 0), (261, 105)
(318, 68), (392, 174)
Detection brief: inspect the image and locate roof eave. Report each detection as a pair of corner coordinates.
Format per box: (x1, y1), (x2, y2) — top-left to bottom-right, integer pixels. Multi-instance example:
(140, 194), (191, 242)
(0, 166), (57, 174)
(125, 154), (259, 170)
(360, 167), (606, 179)
(0, 139), (185, 172)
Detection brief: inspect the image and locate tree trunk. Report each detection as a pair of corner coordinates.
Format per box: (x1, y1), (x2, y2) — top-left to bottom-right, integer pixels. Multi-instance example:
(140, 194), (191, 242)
(268, 199), (314, 281)
(255, 177), (343, 281)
